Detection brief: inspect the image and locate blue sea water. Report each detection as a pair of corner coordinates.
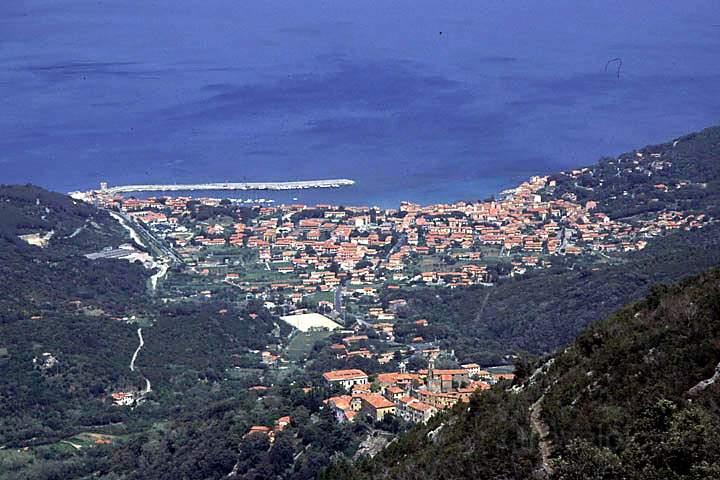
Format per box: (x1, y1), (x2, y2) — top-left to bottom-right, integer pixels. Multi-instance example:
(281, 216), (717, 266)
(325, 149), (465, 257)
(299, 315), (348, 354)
(1, 1), (719, 208)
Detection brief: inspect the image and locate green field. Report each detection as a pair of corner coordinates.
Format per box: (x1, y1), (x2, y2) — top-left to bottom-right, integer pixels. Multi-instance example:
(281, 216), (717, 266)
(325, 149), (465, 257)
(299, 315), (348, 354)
(226, 367), (265, 380)
(305, 290), (334, 306)
(285, 330), (334, 361)
(0, 431), (127, 477)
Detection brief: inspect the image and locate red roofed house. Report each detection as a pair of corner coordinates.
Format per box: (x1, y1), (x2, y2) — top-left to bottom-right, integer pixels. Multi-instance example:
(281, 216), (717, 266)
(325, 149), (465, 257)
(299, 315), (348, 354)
(396, 396), (437, 423)
(357, 393), (396, 422)
(244, 415), (293, 442)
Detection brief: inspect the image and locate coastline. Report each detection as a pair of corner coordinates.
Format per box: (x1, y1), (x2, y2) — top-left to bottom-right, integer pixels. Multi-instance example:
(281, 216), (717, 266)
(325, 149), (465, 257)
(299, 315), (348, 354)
(68, 175), (524, 210)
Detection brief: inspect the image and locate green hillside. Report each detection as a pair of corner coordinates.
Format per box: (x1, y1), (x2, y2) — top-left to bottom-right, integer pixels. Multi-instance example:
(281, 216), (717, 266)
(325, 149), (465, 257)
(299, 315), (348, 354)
(338, 267), (720, 479)
(0, 186), (284, 479)
(0, 184), (150, 320)
(0, 185), (150, 447)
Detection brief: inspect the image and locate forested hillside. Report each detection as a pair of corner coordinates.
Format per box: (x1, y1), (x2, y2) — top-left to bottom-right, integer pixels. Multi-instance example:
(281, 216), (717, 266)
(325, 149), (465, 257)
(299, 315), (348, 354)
(549, 125), (720, 219)
(0, 185), (151, 447)
(0, 186), (288, 479)
(0, 184), (150, 320)
(338, 267), (720, 479)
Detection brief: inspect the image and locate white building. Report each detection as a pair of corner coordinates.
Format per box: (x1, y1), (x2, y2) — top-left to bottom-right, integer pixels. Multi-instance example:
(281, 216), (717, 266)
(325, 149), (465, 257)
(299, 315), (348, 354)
(322, 369), (369, 391)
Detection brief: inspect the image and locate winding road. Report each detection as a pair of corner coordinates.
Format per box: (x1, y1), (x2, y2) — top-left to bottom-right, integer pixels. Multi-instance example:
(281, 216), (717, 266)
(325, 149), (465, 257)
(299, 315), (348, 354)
(130, 328), (152, 394)
(149, 262), (169, 293)
(108, 210), (147, 249)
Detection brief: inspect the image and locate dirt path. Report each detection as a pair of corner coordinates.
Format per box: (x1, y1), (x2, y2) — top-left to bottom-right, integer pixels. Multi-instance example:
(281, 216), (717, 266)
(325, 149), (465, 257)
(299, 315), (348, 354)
(530, 395), (553, 478)
(688, 360), (720, 396)
(66, 221), (88, 239)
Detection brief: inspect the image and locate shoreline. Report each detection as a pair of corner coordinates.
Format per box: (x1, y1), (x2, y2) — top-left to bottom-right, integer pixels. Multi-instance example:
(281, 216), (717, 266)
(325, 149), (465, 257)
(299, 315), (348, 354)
(67, 175), (519, 210)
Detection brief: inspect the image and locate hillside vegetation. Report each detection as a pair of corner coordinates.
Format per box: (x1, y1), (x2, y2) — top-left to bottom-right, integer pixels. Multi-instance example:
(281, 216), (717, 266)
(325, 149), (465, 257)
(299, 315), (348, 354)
(0, 185), (152, 447)
(339, 267), (720, 479)
(0, 186), (286, 479)
(0, 184), (149, 320)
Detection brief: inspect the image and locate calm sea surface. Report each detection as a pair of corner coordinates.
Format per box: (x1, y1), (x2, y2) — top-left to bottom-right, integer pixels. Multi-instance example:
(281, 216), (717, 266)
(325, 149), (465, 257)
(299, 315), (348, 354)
(1, 1), (719, 207)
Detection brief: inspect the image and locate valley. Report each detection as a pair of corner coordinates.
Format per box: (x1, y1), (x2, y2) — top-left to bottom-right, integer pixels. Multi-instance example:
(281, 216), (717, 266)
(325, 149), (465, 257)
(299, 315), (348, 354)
(1, 126), (719, 479)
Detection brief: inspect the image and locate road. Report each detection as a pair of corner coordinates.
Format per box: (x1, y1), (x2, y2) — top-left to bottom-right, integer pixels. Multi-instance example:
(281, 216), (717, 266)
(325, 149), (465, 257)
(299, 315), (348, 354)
(383, 234), (406, 261)
(65, 219), (90, 239)
(149, 262), (169, 293)
(130, 328), (152, 394)
(108, 210), (147, 249)
(121, 211), (183, 263)
(130, 328), (144, 373)
(108, 209), (181, 297)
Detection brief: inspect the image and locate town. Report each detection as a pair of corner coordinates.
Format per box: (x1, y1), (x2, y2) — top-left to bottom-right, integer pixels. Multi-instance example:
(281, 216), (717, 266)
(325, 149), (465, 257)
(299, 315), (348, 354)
(77, 154), (714, 427)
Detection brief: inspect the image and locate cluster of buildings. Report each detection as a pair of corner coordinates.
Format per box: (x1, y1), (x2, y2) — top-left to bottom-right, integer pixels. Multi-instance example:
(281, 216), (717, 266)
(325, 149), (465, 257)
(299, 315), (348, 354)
(82, 165), (713, 420)
(321, 362), (508, 425)
(74, 147), (717, 449)
(83, 169), (713, 304)
(244, 416), (292, 443)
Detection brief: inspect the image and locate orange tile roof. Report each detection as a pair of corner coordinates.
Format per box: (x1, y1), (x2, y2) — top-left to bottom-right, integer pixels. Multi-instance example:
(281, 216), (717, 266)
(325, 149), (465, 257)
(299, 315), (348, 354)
(376, 372), (420, 384)
(248, 426), (271, 434)
(358, 393), (395, 410)
(461, 363), (481, 369)
(408, 401), (434, 412)
(323, 369), (368, 382)
(326, 395), (353, 411)
(397, 395), (416, 405)
(352, 383), (372, 393)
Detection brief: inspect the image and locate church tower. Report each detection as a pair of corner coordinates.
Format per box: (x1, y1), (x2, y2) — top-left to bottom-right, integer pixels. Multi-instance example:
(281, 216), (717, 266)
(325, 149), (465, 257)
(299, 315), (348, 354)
(427, 358), (440, 393)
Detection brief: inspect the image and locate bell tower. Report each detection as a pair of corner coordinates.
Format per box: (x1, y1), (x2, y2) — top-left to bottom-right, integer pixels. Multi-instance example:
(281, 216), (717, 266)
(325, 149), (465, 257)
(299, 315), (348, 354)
(427, 358), (440, 393)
